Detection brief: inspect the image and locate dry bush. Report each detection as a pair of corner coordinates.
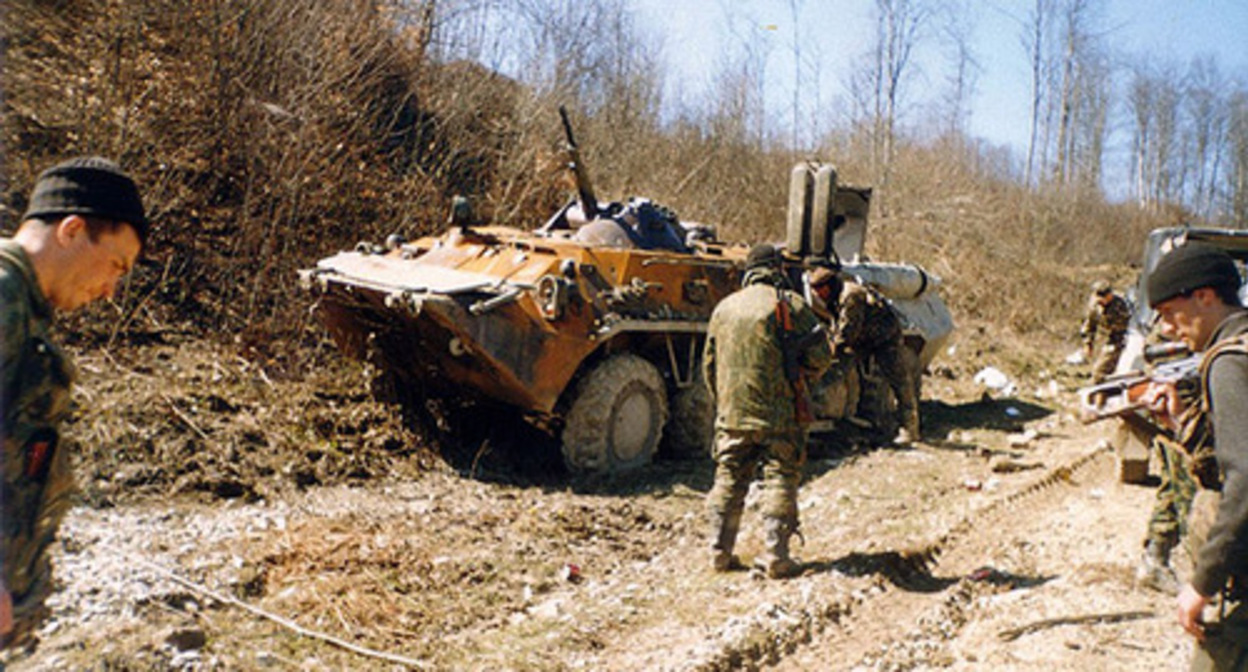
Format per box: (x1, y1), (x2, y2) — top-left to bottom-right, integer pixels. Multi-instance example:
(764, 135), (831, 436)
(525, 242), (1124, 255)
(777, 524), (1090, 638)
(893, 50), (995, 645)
(1, 0), (1180, 376)
(2, 0), (522, 352)
(878, 139), (1166, 345)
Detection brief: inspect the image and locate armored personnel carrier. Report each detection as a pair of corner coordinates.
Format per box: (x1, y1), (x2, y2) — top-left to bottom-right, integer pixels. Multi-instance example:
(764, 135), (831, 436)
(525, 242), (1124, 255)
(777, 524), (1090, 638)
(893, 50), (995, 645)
(300, 108), (953, 473)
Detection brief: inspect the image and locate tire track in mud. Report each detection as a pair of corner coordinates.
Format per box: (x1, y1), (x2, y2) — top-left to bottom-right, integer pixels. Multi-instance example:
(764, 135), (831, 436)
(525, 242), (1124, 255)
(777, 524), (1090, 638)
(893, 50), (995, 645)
(684, 440), (1116, 671)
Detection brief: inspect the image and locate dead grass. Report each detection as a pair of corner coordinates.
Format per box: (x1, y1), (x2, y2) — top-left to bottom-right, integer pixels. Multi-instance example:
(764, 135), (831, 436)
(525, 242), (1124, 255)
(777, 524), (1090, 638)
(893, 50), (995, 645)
(3, 0), (1174, 367)
(68, 337), (432, 505)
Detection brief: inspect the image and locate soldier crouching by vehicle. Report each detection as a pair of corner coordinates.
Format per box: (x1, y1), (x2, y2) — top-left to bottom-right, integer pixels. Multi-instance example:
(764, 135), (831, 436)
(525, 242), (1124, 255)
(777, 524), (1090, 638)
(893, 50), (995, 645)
(704, 244), (833, 579)
(809, 266), (922, 445)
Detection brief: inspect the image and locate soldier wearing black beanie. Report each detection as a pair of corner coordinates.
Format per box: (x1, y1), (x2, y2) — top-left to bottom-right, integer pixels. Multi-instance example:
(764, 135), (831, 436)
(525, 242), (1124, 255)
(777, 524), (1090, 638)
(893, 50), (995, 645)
(1143, 240), (1248, 667)
(2, 156), (148, 649)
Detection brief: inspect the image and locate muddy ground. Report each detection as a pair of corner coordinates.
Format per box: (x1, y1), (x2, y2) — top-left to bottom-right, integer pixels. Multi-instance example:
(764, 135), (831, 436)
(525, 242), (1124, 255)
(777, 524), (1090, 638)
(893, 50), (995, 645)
(3, 333), (1194, 671)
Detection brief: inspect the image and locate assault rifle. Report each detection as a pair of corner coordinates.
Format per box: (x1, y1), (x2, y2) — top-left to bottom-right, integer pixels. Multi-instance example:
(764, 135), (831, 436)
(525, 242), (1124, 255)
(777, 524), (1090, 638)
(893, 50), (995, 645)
(775, 289), (826, 425)
(559, 105), (599, 220)
(1077, 342), (1199, 424)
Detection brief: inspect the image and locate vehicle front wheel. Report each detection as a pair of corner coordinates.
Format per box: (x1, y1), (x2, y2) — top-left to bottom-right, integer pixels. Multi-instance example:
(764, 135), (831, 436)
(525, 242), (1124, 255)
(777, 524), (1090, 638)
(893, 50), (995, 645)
(561, 355), (668, 473)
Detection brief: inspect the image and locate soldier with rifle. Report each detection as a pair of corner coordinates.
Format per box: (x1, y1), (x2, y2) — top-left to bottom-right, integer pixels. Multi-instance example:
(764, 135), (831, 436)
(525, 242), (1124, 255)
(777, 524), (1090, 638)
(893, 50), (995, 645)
(703, 244), (833, 579)
(1136, 242), (1248, 670)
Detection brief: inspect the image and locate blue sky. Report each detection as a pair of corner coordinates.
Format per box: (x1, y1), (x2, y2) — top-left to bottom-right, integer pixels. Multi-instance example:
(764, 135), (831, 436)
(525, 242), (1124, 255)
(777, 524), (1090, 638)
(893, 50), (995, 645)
(633, 0), (1248, 160)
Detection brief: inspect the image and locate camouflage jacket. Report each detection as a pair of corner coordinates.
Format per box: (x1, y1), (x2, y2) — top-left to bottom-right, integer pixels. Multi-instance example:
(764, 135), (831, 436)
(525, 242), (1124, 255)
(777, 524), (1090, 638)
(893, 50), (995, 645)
(704, 269), (833, 432)
(1080, 292), (1130, 346)
(0, 239), (77, 618)
(833, 281), (901, 354)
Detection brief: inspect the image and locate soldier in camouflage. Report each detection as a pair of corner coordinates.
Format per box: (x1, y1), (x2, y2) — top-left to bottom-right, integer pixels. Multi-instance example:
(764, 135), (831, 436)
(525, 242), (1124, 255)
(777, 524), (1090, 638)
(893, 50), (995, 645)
(1081, 280), (1132, 383)
(2, 157), (147, 650)
(811, 267), (922, 445)
(1139, 242), (1248, 670)
(704, 244), (833, 579)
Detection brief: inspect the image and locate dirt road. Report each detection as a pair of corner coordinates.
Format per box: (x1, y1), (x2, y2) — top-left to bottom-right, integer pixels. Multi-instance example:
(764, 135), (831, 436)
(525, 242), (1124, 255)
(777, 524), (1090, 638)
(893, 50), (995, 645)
(3, 340), (1193, 670)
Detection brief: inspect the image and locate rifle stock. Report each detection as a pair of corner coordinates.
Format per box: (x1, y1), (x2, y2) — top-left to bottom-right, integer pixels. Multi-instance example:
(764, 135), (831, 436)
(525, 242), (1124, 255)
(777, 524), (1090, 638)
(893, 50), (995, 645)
(776, 292), (822, 424)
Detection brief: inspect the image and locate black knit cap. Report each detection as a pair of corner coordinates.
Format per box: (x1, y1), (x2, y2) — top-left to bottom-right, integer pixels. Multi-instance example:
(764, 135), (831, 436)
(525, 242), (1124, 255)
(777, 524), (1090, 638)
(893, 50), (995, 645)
(1147, 241), (1240, 308)
(22, 156), (148, 244)
(745, 243), (781, 270)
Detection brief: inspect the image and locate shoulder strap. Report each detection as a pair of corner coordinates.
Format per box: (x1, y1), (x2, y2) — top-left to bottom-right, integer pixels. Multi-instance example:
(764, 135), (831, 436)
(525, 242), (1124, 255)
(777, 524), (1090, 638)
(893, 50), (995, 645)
(1198, 333), (1248, 413)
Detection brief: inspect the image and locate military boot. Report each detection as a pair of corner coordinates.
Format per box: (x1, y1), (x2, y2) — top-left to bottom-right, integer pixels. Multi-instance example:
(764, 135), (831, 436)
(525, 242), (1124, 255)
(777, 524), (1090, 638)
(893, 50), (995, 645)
(1136, 538), (1179, 595)
(753, 518), (801, 579)
(710, 509), (744, 572)
(894, 407), (920, 445)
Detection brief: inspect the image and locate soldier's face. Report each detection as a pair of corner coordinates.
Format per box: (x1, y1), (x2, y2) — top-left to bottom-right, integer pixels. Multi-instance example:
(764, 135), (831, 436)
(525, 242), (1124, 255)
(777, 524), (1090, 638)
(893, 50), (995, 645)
(1154, 289), (1218, 352)
(51, 216), (141, 311)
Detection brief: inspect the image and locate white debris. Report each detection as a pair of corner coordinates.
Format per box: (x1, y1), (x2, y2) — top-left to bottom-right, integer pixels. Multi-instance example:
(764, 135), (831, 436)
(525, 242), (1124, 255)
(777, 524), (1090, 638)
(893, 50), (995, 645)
(1065, 350), (1087, 365)
(1006, 429), (1038, 447)
(973, 367), (1017, 397)
(1033, 380), (1061, 399)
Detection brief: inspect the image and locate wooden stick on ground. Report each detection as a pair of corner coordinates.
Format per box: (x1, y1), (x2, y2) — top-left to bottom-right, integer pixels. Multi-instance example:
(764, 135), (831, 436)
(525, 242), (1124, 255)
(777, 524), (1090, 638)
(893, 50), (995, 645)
(997, 610), (1155, 642)
(138, 559), (429, 669)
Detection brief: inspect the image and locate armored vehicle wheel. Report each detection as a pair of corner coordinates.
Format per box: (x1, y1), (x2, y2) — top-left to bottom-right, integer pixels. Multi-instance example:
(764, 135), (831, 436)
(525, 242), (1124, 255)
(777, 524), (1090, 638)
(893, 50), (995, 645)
(662, 378), (714, 458)
(562, 355), (668, 473)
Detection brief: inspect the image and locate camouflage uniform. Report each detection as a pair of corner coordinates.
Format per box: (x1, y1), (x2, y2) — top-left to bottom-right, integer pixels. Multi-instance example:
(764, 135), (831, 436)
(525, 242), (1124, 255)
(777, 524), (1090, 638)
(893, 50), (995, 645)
(704, 266), (832, 577)
(1, 240), (78, 647)
(1140, 327), (1202, 592)
(1144, 435), (1198, 554)
(1080, 290), (1131, 383)
(834, 280), (921, 440)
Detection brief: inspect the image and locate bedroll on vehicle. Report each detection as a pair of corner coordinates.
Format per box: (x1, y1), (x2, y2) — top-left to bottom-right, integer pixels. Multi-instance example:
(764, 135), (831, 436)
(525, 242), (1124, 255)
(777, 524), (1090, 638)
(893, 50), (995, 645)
(299, 109), (954, 474)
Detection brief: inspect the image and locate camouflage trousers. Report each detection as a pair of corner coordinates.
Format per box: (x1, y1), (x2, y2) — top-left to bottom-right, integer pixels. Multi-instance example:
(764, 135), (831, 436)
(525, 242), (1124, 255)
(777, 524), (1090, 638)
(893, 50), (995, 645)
(706, 428), (805, 532)
(875, 342), (921, 435)
(1146, 436), (1197, 548)
(1091, 340), (1125, 383)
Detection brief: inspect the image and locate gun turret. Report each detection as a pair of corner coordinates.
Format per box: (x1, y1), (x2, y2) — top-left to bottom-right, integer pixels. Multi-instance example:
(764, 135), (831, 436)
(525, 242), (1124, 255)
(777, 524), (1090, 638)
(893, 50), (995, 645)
(559, 105), (599, 220)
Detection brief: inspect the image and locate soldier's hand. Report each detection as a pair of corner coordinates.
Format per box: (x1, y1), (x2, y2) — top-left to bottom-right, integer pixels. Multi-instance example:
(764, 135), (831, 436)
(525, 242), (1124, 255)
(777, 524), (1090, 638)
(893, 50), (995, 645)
(1140, 381), (1185, 430)
(1177, 583), (1209, 641)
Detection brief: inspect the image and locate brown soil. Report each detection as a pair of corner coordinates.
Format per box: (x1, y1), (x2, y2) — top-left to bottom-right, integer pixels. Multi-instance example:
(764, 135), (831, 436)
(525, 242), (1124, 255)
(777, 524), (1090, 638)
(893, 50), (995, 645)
(3, 335), (1193, 671)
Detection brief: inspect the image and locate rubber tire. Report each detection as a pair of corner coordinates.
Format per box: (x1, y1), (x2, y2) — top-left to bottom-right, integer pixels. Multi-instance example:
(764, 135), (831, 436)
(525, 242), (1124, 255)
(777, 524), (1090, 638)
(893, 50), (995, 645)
(562, 354), (668, 473)
(662, 378), (714, 459)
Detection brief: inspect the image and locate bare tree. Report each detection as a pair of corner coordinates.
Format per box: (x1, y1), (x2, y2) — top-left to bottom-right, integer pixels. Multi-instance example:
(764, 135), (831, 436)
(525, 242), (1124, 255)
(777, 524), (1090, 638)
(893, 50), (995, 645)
(1127, 61), (1183, 210)
(1021, 0), (1056, 188)
(1185, 56), (1228, 219)
(937, 0), (979, 138)
(1229, 89), (1248, 226)
(1050, 0), (1105, 187)
(1069, 46), (1109, 193)
(1127, 62), (1158, 208)
(868, 0), (931, 208)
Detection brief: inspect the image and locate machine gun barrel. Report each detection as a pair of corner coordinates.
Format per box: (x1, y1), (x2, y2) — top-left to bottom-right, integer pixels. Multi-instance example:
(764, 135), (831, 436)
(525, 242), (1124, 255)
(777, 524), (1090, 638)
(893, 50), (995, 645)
(559, 105), (599, 219)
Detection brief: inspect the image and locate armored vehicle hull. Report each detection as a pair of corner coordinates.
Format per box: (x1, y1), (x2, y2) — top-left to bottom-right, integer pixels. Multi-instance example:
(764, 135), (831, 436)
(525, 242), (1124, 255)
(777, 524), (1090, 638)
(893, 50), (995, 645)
(302, 116), (952, 473)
